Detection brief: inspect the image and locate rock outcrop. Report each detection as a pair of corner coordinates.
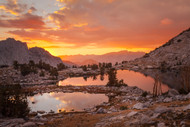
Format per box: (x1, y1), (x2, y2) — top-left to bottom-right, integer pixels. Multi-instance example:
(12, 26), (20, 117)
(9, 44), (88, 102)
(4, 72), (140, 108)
(128, 28), (190, 69)
(29, 47), (63, 67)
(0, 38), (63, 67)
(0, 38), (29, 66)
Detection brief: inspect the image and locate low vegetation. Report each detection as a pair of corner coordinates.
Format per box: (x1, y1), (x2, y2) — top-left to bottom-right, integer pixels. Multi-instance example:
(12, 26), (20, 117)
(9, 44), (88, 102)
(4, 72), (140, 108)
(0, 83), (30, 118)
(141, 91), (148, 97)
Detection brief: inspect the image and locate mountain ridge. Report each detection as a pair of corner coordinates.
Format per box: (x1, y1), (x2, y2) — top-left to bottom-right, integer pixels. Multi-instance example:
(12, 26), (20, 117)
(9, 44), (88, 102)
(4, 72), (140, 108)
(128, 28), (190, 69)
(0, 38), (63, 67)
(60, 50), (145, 65)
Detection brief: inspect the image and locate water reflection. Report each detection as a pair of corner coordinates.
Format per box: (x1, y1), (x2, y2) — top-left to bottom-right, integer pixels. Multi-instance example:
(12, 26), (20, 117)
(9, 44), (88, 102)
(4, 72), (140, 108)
(59, 70), (170, 93)
(137, 69), (182, 90)
(59, 75), (108, 86)
(28, 92), (108, 113)
(0, 84), (30, 118)
(153, 75), (163, 97)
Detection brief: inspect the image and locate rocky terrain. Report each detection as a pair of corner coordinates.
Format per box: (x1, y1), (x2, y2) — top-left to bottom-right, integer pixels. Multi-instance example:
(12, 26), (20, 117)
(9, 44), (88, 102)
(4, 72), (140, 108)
(125, 28), (190, 70)
(0, 38), (63, 67)
(0, 67), (59, 86)
(0, 67), (101, 86)
(0, 85), (190, 127)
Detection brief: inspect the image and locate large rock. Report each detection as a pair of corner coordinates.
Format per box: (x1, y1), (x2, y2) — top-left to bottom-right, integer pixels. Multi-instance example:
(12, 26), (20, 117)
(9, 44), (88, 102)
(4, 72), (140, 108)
(133, 103), (147, 110)
(140, 114), (153, 124)
(163, 97), (173, 103)
(0, 38), (64, 67)
(157, 122), (166, 127)
(22, 122), (36, 127)
(127, 111), (138, 117)
(168, 89), (179, 97)
(183, 104), (190, 111)
(185, 92), (190, 99)
(154, 106), (172, 114)
(96, 108), (107, 114)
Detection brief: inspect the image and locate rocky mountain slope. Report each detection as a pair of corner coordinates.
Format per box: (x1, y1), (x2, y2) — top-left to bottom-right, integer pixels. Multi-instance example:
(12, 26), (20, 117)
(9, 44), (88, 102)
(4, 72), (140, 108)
(29, 47), (63, 67)
(60, 50), (145, 65)
(0, 38), (63, 67)
(128, 28), (190, 69)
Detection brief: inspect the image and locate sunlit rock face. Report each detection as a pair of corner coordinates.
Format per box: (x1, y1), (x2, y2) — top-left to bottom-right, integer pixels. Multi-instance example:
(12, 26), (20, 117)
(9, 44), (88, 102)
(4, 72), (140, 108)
(0, 38), (63, 67)
(131, 28), (190, 68)
(29, 47), (63, 67)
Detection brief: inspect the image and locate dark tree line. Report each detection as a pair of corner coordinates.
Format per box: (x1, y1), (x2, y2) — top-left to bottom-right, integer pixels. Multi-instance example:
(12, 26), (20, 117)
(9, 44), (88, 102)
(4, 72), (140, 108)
(13, 60), (67, 78)
(81, 62), (112, 72)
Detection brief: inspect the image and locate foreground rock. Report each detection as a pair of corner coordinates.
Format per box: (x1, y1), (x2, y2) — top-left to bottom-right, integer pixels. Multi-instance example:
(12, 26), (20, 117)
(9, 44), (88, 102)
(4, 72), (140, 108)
(0, 84), (190, 127)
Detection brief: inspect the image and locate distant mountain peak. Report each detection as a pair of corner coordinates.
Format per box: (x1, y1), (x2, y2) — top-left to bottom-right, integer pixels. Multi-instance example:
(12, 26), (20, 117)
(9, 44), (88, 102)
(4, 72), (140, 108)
(60, 50), (145, 65)
(0, 38), (63, 67)
(6, 38), (16, 41)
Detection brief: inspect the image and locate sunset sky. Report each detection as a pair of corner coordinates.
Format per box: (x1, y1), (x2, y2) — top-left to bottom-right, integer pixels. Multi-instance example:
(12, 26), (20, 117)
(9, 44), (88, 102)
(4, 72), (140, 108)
(0, 0), (190, 56)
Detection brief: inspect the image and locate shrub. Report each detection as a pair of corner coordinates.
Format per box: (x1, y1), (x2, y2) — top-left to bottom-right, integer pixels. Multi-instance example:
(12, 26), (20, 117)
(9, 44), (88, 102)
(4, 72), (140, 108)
(81, 65), (87, 71)
(177, 39), (182, 42)
(141, 91), (148, 97)
(178, 88), (188, 95)
(0, 84), (30, 118)
(160, 61), (167, 72)
(143, 53), (149, 58)
(0, 65), (9, 68)
(100, 67), (105, 75)
(20, 64), (31, 76)
(13, 61), (19, 70)
(120, 106), (128, 110)
(49, 68), (58, 77)
(91, 64), (99, 70)
(39, 71), (45, 77)
(57, 63), (67, 71)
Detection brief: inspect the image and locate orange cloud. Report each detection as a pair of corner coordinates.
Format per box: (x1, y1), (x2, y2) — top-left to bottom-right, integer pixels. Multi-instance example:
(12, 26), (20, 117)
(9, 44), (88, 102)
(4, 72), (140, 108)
(161, 18), (173, 25)
(0, 13), (46, 29)
(1, 0), (190, 55)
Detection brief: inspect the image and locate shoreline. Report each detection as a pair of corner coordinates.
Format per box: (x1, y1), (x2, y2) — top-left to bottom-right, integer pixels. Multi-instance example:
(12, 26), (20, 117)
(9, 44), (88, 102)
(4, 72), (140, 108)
(1, 84), (190, 127)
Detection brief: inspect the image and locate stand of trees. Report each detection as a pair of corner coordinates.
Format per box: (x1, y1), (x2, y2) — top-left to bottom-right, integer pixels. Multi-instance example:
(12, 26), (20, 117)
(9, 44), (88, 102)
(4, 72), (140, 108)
(13, 60), (65, 78)
(81, 62), (112, 72)
(106, 68), (127, 87)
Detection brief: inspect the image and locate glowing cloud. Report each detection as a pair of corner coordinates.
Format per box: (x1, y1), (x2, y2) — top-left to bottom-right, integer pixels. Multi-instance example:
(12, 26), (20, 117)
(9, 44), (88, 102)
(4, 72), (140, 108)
(0, 0), (190, 55)
(161, 18), (173, 25)
(0, 0), (27, 15)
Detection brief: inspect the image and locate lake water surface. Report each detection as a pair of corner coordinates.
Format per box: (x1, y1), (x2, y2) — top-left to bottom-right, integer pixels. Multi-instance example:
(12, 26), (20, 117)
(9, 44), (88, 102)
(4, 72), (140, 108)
(59, 70), (170, 93)
(28, 92), (108, 113)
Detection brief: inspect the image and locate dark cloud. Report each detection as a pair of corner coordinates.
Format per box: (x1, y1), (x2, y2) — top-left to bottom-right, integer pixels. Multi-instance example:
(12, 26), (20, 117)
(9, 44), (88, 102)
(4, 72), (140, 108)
(28, 7), (37, 13)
